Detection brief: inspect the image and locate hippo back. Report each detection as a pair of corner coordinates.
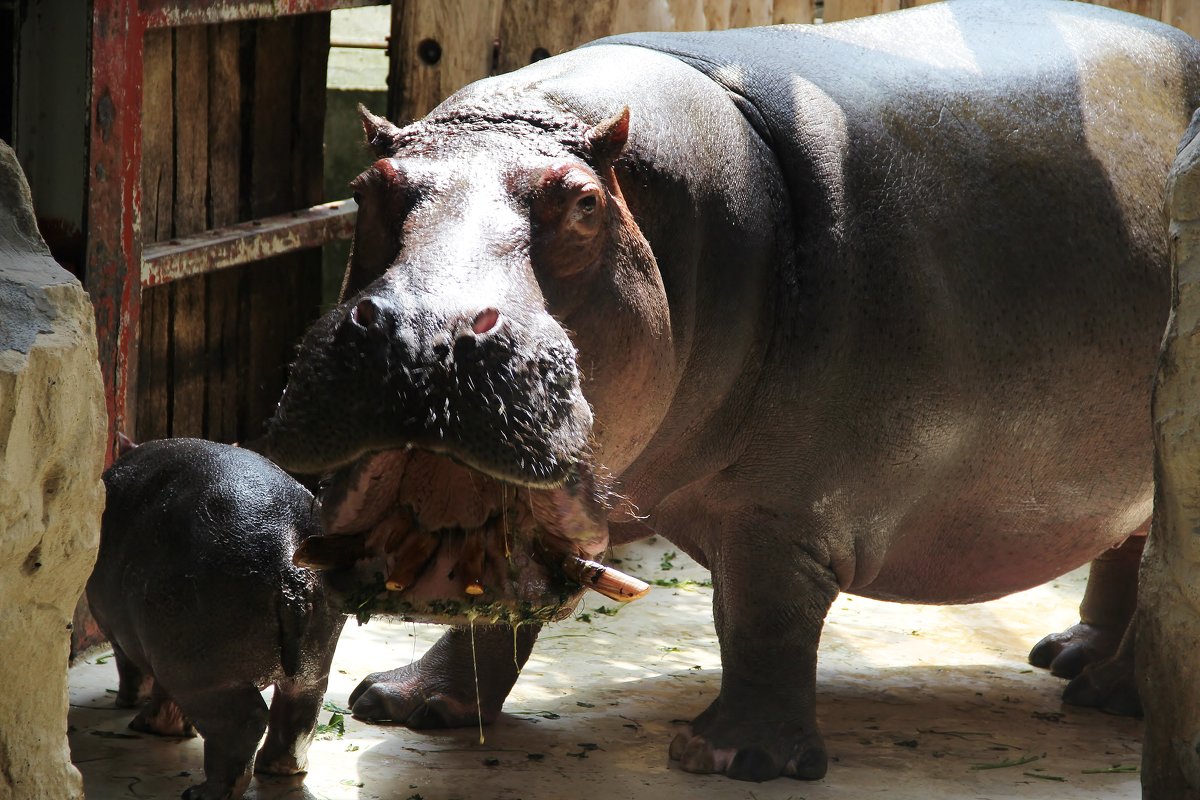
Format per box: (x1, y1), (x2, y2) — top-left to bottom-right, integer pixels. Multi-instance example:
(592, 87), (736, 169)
(581, 1), (1200, 601)
(90, 438), (335, 682)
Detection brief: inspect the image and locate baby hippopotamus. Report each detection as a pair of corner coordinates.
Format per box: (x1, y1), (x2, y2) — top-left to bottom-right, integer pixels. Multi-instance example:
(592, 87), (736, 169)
(87, 438), (346, 800)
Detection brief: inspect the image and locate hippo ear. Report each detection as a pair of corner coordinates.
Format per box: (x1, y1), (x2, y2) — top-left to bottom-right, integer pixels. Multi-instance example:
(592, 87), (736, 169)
(586, 106), (630, 164)
(359, 103), (403, 157)
(116, 431), (138, 457)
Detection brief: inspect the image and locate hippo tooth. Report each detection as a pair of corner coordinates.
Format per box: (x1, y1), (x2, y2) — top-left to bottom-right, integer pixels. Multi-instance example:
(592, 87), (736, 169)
(561, 556), (650, 603)
(456, 530), (488, 596)
(384, 531), (441, 592)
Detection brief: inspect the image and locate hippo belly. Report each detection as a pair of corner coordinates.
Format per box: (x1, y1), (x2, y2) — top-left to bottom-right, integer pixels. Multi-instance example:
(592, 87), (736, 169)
(262, 0), (1200, 783)
(599, 2), (1178, 604)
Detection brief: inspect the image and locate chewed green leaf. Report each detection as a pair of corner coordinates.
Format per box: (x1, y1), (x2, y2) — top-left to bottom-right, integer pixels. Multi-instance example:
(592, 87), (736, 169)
(970, 753), (1041, 770)
(316, 712), (346, 738)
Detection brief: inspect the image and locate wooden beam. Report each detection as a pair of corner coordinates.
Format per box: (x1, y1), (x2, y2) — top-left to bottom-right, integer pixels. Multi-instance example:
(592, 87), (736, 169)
(140, 0), (386, 29)
(141, 200), (357, 286)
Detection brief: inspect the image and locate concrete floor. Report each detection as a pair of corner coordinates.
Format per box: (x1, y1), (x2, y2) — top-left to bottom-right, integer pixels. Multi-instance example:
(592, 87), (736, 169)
(69, 537), (1141, 800)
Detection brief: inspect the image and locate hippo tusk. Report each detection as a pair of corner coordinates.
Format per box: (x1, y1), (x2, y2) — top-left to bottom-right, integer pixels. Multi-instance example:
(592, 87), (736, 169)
(561, 555), (650, 602)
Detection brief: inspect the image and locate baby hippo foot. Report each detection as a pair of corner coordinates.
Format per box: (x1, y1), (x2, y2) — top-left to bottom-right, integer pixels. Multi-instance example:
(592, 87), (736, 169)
(350, 623), (538, 728)
(668, 700), (827, 782)
(1062, 649), (1141, 717)
(1029, 622), (1123, 679)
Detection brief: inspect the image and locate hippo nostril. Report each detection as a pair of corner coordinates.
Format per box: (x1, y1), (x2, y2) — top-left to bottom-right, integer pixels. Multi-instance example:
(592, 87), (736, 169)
(472, 308), (500, 335)
(351, 299), (378, 328)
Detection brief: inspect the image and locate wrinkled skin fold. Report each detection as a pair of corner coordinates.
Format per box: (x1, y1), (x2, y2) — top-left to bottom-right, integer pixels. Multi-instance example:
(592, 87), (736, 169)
(263, 0), (1200, 783)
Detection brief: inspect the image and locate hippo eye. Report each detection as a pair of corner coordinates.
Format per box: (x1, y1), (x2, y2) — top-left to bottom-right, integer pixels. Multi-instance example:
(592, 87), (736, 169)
(578, 194), (597, 213)
(352, 190), (363, 204)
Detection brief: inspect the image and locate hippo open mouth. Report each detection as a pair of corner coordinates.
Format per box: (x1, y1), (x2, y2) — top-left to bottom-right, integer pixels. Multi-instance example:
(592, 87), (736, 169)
(258, 100), (659, 626)
(293, 446), (634, 625)
(259, 290), (652, 624)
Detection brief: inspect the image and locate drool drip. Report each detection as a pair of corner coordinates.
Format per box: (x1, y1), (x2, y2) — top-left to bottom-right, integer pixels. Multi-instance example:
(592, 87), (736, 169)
(470, 615), (484, 745)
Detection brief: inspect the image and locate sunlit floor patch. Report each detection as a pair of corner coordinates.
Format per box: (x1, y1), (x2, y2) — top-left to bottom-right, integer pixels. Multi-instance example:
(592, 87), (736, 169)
(70, 537), (1140, 800)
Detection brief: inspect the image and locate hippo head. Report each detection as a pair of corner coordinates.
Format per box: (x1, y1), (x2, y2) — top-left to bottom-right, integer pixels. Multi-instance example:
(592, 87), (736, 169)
(262, 96), (672, 625)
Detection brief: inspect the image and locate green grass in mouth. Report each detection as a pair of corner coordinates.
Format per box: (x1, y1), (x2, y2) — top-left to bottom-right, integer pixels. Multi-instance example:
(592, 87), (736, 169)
(337, 570), (575, 625)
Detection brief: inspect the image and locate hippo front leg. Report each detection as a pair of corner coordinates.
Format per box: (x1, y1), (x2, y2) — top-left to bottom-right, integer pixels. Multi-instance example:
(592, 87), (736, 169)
(350, 622), (540, 727)
(669, 511), (839, 782)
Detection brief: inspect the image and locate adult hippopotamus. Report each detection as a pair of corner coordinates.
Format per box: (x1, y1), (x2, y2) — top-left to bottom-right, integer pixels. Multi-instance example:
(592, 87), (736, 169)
(260, 0), (1200, 782)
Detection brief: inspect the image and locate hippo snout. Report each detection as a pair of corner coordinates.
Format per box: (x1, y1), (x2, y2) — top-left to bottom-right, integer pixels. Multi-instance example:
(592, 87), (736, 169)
(338, 296), (506, 362)
(265, 287), (593, 487)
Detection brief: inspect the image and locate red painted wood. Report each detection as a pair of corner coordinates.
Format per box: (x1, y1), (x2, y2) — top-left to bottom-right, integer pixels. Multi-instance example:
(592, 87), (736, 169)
(84, 0), (148, 466)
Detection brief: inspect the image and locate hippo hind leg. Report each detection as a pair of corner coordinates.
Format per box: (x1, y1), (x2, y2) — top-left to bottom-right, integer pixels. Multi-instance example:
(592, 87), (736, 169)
(112, 642), (153, 709)
(255, 678), (328, 776)
(350, 622), (539, 728)
(175, 685), (270, 800)
(1028, 532), (1143, 716)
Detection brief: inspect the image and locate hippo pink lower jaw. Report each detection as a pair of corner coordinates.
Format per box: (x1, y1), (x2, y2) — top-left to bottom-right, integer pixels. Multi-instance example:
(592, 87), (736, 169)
(296, 446), (611, 624)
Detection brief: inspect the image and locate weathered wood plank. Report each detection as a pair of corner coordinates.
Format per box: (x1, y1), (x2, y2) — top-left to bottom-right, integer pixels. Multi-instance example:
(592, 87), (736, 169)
(667, 0), (708, 30)
(497, 0), (688, 73)
(241, 14), (329, 440)
(393, 0), (501, 122)
(143, 201), (357, 285)
(137, 28), (174, 443)
(773, 0), (816, 24)
(728, 0), (773, 27)
(295, 13), (331, 209)
(143, 0), (389, 29)
(205, 21), (244, 444)
(1162, 0), (1200, 38)
(498, 0), (609, 74)
(169, 25), (209, 438)
(702, 0), (734, 28)
(287, 12), (332, 420)
(823, 0), (901, 22)
(247, 17), (299, 436)
(1087, 0), (1163, 17)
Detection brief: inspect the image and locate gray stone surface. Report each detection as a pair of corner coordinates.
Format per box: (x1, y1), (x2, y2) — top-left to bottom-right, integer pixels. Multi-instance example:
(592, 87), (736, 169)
(0, 142), (71, 355)
(0, 139), (106, 800)
(1140, 111), (1200, 799)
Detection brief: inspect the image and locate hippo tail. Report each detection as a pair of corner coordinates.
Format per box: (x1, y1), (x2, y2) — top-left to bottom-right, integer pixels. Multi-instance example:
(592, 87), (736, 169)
(276, 592), (312, 679)
(277, 504), (334, 678)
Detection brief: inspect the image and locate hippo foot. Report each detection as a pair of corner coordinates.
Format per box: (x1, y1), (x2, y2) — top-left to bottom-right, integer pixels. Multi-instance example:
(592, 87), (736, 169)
(129, 697), (196, 738)
(1061, 654), (1142, 717)
(180, 774), (251, 800)
(1028, 622), (1123, 679)
(350, 624), (536, 728)
(254, 749), (307, 777)
(349, 663), (498, 728)
(667, 702), (827, 782)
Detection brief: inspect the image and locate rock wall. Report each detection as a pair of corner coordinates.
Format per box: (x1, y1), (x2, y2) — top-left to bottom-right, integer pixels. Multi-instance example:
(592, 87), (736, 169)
(1141, 111), (1200, 798)
(0, 140), (106, 800)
